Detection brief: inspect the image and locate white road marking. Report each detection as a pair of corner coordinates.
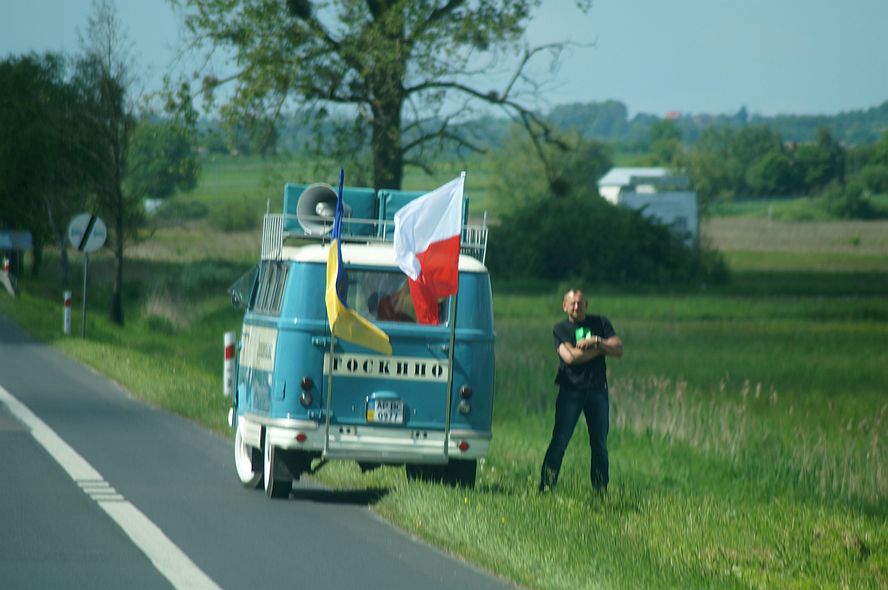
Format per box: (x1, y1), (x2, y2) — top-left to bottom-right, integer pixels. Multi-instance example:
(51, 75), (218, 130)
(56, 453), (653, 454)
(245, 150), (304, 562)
(0, 385), (221, 590)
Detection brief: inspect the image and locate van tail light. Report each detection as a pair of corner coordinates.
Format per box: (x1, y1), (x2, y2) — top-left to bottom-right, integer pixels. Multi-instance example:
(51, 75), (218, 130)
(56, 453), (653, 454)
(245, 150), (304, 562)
(223, 332), (235, 398)
(300, 376), (313, 407)
(458, 440), (469, 452)
(295, 432), (307, 443)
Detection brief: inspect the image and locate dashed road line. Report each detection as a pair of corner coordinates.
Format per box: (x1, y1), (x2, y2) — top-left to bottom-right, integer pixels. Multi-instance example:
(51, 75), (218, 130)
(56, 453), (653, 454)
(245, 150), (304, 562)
(0, 384), (221, 590)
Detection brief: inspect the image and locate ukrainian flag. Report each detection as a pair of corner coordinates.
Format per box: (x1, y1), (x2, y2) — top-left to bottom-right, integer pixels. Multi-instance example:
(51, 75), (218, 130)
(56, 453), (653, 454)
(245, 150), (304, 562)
(325, 169), (392, 355)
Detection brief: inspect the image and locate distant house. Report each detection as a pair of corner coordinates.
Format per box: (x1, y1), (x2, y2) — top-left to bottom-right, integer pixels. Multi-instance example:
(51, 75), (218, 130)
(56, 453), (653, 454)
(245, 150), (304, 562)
(597, 167), (698, 246)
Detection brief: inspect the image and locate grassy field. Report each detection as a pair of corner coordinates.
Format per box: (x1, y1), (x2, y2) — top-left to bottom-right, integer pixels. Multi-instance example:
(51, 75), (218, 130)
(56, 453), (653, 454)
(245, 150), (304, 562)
(1, 156), (886, 588)
(177, 153), (496, 222)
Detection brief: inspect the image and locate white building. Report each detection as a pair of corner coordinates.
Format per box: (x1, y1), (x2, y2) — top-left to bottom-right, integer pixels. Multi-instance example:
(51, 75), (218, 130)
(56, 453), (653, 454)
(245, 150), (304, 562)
(597, 167), (698, 246)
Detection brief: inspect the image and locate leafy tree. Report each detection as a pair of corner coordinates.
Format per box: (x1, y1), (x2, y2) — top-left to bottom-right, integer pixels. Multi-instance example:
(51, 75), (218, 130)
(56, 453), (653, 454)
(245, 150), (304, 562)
(172, 0), (589, 190)
(820, 179), (883, 219)
(857, 164), (888, 194)
(548, 100), (630, 139)
(853, 130), (888, 194)
(127, 117), (200, 201)
(74, 0), (139, 325)
(683, 126), (744, 209)
(873, 130), (888, 166)
(648, 119), (682, 165)
(795, 127), (846, 193)
(486, 126), (612, 211)
(745, 148), (796, 196)
(730, 126), (784, 174)
(685, 125), (805, 208)
(0, 53), (92, 278)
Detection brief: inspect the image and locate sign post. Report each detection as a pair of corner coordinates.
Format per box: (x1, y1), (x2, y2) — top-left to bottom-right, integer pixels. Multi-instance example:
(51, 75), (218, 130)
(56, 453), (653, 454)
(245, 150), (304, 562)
(67, 213), (107, 338)
(63, 290), (72, 335)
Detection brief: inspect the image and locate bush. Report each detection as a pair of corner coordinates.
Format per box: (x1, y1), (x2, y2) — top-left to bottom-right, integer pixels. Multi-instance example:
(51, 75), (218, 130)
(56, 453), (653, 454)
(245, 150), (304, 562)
(858, 164), (888, 194)
(154, 198), (209, 224)
(209, 198), (261, 231)
(487, 194), (728, 286)
(819, 181), (886, 220)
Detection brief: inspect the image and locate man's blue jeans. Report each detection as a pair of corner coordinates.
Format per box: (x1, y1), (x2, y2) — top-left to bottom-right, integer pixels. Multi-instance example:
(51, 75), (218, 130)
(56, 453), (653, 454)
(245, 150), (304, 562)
(540, 385), (609, 491)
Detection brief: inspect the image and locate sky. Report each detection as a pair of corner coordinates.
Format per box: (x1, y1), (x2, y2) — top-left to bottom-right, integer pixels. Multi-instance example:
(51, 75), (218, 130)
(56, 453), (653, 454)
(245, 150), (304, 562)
(2, 0), (887, 118)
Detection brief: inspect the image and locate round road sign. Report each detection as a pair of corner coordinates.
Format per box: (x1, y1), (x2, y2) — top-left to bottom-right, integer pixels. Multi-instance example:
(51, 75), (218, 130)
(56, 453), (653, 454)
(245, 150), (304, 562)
(67, 213), (107, 253)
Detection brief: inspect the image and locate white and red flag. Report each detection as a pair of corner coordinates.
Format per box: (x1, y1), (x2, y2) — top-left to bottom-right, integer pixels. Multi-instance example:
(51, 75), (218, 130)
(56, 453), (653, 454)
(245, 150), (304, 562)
(393, 174), (464, 325)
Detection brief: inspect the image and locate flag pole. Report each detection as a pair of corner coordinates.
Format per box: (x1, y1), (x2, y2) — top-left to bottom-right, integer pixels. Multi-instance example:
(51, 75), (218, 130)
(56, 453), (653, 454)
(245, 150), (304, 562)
(442, 171), (466, 461)
(324, 168), (346, 457)
(324, 331), (334, 456)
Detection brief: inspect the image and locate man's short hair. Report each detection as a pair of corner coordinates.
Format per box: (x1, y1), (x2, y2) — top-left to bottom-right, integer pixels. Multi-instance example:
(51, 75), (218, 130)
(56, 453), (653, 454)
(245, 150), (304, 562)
(563, 288), (585, 303)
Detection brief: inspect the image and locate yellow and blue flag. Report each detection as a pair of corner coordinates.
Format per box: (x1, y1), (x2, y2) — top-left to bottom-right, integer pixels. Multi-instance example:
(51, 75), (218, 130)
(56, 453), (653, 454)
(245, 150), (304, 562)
(325, 169), (392, 355)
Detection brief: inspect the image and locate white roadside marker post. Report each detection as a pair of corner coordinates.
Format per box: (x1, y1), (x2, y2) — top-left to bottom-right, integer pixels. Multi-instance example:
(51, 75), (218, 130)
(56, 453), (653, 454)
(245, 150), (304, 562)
(63, 290), (72, 335)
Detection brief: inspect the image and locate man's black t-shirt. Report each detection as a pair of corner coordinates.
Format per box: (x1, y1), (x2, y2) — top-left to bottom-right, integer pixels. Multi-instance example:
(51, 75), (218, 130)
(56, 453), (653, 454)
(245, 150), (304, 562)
(553, 315), (616, 391)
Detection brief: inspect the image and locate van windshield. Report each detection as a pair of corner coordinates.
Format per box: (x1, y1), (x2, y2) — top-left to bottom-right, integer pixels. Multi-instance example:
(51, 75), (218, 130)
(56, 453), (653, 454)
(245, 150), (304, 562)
(345, 269), (446, 325)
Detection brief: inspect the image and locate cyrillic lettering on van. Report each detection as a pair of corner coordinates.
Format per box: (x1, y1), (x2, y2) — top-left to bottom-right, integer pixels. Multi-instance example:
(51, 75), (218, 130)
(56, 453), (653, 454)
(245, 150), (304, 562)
(324, 353), (448, 382)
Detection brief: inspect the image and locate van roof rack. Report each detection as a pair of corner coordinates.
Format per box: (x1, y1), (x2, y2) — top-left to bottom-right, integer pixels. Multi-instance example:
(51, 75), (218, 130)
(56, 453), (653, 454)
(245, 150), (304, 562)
(260, 183), (489, 265)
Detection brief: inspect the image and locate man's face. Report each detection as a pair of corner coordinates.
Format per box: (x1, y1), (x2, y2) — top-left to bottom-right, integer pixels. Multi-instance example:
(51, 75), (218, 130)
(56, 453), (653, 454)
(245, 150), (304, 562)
(563, 291), (587, 323)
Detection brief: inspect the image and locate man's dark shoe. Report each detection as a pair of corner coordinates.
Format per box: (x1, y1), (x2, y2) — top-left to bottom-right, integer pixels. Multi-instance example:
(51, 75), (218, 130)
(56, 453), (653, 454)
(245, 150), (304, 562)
(539, 465), (558, 494)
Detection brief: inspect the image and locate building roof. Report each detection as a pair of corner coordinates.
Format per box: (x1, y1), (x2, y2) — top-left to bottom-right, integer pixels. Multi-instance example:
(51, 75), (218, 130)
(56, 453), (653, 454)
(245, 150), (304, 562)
(597, 167), (669, 187)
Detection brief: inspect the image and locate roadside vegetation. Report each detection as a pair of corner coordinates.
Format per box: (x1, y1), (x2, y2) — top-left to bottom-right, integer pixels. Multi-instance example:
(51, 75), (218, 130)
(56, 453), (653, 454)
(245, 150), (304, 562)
(2, 154), (886, 589)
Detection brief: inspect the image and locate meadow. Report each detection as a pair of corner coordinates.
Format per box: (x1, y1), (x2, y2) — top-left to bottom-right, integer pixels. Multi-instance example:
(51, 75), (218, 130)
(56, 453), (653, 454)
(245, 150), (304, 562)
(1, 155), (886, 588)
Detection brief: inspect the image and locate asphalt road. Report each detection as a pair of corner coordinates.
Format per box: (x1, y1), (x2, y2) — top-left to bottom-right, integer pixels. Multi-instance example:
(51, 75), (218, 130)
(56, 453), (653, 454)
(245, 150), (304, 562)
(0, 314), (515, 590)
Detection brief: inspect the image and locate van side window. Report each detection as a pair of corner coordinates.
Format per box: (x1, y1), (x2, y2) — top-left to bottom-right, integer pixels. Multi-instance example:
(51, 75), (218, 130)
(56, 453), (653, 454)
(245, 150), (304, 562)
(252, 261), (290, 316)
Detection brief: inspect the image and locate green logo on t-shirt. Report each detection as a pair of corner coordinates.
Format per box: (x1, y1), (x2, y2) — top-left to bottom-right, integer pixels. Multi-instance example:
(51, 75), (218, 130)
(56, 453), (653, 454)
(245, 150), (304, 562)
(575, 327), (591, 342)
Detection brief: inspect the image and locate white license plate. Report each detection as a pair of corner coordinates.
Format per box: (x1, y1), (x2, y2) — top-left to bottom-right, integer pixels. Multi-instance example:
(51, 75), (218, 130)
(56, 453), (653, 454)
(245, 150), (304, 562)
(367, 399), (404, 424)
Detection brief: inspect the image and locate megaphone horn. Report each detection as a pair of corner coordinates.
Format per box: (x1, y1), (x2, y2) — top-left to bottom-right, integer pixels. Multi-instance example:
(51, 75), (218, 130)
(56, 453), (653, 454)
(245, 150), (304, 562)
(295, 183), (351, 236)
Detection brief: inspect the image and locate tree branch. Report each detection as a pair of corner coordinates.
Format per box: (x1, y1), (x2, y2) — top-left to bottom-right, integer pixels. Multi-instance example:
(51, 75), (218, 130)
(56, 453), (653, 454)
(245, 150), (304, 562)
(407, 0), (466, 43)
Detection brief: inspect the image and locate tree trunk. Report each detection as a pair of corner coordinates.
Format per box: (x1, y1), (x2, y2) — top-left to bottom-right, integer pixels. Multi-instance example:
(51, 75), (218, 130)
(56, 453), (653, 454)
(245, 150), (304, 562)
(30, 234), (43, 278)
(371, 96), (403, 191)
(368, 24), (406, 192)
(109, 190), (124, 325)
(59, 238), (70, 286)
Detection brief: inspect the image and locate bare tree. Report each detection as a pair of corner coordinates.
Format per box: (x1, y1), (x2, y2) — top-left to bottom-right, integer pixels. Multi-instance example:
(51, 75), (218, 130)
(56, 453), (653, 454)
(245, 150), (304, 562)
(75, 0), (140, 325)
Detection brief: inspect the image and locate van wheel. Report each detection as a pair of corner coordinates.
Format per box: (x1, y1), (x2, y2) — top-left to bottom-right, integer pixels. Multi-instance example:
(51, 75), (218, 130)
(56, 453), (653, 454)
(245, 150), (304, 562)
(263, 436), (292, 499)
(234, 421), (262, 489)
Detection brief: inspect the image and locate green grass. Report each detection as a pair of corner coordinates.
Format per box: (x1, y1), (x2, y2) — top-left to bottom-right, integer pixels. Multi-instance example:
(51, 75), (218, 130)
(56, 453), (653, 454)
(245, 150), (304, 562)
(2, 155), (887, 588)
(709, 193), (888, 222)
(709, 197), (834, 221)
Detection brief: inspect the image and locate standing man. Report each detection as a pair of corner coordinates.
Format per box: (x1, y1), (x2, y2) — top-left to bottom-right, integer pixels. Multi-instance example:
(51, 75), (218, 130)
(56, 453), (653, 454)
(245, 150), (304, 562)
(540, 288), (623, 493)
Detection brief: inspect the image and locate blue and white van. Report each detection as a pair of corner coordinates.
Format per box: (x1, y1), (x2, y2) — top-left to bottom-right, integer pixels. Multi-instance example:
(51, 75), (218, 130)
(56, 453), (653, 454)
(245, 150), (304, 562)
(226, 181), (495, 497)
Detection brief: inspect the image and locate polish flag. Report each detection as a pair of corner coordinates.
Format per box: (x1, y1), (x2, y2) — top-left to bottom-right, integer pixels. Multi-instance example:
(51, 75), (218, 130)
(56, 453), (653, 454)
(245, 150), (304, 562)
(393, 174), (464, 325)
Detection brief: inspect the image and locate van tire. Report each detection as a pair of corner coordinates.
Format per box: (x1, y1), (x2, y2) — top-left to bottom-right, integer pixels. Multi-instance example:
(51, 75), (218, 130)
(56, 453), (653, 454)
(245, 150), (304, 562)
(234, 421), (262, 489)
(263, 437), (292, 499)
